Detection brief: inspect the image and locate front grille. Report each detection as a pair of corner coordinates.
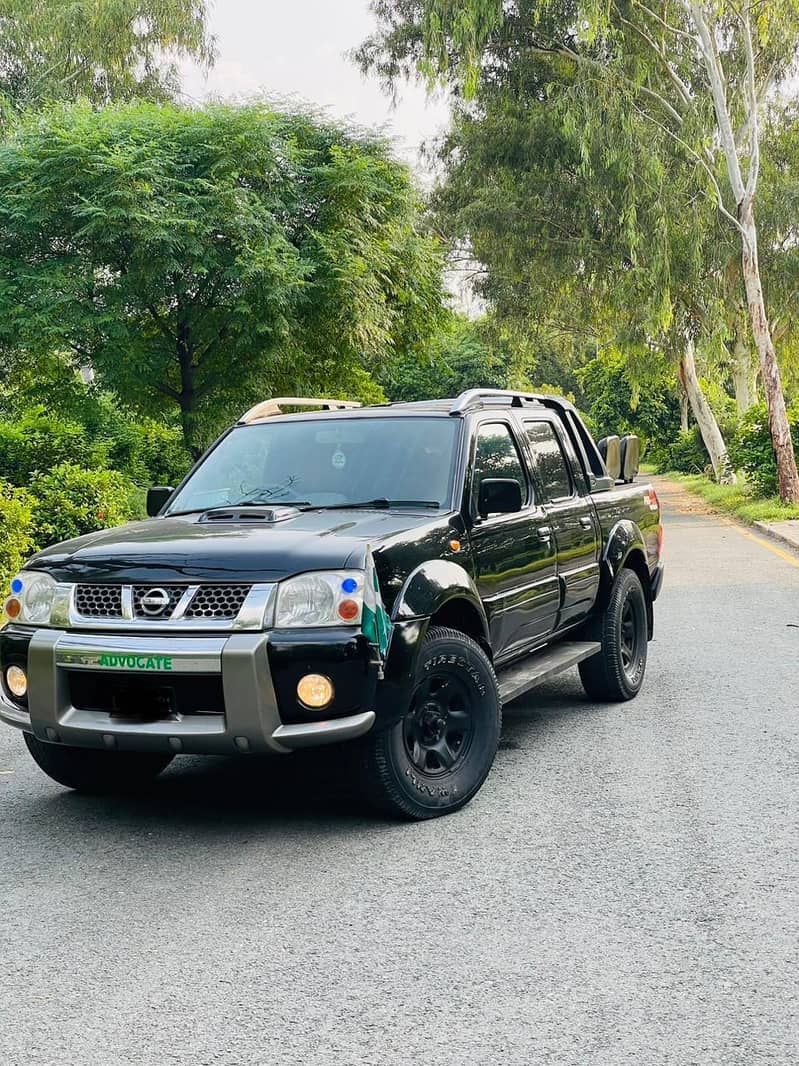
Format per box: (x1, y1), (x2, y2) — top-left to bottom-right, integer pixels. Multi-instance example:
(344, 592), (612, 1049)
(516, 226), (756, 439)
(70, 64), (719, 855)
(132, 585), (185, 619)
(72, 583), (255, 623)
(185, 585), (251, 619)
(75, 585), (123, 618)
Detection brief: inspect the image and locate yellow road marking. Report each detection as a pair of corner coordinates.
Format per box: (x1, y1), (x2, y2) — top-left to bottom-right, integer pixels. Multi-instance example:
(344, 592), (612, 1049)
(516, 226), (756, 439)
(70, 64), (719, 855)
(732, 526), (799, 568)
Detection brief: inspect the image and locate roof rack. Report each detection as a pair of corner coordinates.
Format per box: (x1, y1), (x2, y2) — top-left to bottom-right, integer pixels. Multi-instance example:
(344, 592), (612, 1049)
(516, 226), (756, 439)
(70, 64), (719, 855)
(448, 389), (552, 415)
(239, 397), (362, 425)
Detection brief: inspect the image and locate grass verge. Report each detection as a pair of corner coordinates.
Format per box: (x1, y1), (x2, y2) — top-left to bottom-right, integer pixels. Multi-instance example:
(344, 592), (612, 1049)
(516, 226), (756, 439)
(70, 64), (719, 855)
(658, 471), (799, 524)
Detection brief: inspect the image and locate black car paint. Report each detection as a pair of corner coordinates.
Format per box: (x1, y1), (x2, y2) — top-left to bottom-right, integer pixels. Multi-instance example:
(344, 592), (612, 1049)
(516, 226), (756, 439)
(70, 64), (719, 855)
(12, 403), (663, 732)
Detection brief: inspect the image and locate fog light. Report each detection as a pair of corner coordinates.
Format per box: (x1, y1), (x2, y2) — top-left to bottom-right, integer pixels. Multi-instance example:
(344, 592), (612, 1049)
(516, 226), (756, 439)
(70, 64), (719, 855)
(5, 665), (27, 699)
(296, 673), (334, 710)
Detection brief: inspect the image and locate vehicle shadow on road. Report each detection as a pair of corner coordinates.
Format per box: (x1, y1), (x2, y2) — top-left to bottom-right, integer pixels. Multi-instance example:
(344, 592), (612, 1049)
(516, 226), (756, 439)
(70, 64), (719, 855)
(20, 674), (603, 835)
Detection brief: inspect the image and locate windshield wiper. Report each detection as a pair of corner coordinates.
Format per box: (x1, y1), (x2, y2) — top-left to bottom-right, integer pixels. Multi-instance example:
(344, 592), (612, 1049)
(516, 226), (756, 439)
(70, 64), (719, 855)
(307, 498), (441, 511)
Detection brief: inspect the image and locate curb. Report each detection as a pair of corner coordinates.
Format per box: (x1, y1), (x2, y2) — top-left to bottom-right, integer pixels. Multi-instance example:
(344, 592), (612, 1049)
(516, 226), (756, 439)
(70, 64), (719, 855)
(752, 521), (799, 555)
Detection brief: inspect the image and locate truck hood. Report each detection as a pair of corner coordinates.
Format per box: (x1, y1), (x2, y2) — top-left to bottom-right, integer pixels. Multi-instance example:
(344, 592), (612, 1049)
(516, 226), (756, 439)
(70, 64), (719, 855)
(26, 508), (437, 584)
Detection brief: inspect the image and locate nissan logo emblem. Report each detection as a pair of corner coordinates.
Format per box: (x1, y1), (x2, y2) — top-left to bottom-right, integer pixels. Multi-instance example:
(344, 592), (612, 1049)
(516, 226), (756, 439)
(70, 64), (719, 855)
(140, 588), (172, 616)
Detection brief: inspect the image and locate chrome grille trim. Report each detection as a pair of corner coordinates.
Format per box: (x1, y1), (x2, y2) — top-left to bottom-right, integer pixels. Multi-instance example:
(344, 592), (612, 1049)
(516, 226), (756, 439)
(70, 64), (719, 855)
(66, 583), (276, 632)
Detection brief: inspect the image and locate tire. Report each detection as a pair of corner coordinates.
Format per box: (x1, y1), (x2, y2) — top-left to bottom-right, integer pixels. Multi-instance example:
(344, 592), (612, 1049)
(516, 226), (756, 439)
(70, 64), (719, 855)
(359, 626), (501, 820)
(579, 568), (648, 702)
(23, 733), (173, 793)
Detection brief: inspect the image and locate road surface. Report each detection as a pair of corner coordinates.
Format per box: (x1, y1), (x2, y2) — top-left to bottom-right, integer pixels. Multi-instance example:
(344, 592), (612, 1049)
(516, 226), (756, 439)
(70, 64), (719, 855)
(1, 477), (798, 1065)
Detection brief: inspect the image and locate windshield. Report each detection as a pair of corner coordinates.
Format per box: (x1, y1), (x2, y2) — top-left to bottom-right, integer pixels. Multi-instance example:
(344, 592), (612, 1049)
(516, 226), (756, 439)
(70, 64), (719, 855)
(166, 416), (460, 514)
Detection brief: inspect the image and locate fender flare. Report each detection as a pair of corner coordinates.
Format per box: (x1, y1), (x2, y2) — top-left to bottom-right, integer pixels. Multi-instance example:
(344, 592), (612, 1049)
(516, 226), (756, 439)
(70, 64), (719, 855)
(598, 519), (653, 636)
(376, 561), (489, 730)
(391, 559), (488, 636)
(603, 519), (647, 579)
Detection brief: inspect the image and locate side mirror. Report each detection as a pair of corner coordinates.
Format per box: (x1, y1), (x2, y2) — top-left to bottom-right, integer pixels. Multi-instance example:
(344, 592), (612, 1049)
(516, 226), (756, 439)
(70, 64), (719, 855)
(146, 486), (174, 517)
(478, 478), (523, 518)
(620, 435), (640, 482)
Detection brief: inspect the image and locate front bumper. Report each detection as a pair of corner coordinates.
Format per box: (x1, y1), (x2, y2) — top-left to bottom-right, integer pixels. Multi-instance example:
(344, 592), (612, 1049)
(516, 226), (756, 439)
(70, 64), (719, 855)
(0, 626), (377, 755)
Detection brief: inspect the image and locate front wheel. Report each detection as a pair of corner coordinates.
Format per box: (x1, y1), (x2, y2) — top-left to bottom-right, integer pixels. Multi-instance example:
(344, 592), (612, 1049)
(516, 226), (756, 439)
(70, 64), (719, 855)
(23, 733), (173, 793)
(579, 568), (648, 702)
(359, 626), (501, 820)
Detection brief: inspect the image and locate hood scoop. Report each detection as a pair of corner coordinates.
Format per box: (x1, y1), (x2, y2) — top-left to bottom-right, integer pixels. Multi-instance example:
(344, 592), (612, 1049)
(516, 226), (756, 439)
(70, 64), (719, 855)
(199, 506), (301, 524)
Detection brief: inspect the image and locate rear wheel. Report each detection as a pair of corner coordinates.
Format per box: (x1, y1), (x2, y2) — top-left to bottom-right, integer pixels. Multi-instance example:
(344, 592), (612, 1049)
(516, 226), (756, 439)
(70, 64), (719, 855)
(579, 568), (648, 702)
(359, 627), (501, 820)
(23, 733), (173, 793)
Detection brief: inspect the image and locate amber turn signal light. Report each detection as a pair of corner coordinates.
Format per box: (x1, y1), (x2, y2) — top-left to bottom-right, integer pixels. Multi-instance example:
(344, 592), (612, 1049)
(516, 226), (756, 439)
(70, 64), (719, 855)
(3, 597), (21, 620)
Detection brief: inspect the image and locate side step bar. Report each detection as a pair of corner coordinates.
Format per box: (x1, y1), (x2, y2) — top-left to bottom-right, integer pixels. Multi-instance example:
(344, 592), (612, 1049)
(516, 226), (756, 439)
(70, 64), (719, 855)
(498, 641), (600, 705)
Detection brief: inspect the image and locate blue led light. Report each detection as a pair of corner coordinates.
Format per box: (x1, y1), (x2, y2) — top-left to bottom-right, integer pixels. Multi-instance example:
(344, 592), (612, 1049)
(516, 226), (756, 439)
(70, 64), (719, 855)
(341, 577), (358, 594)
(10, 578), (23, 595)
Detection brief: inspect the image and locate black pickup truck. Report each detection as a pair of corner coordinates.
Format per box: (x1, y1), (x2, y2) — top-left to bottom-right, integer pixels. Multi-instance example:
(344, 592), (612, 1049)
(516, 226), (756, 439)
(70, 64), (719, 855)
(1, 390), (663, 819)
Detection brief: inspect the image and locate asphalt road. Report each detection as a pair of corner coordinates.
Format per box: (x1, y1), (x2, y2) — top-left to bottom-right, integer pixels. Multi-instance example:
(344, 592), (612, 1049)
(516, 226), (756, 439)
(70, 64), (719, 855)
(2, 477), (798, 1066)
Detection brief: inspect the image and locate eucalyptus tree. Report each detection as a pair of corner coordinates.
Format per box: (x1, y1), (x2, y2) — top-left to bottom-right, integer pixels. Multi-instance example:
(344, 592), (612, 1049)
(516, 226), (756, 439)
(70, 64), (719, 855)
(0, 0), (214, 111)
(0, 103), (446, 454)
(361, 0), (799, 498)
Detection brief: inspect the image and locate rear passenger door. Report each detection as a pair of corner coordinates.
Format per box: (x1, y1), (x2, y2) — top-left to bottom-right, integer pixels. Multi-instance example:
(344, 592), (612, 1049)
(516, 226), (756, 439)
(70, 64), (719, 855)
(522, 418), (601, 629)
(466, 420), (560, 659)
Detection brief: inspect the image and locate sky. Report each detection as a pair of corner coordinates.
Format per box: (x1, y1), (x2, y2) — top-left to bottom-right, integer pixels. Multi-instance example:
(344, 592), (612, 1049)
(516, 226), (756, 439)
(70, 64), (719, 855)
(180, 0), (451, 173)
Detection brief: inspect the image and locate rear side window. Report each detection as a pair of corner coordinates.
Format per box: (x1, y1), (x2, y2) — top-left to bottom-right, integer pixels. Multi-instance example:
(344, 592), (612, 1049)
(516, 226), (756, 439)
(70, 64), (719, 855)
(524, 421), (574, 501)
(472, 423), (527, 504)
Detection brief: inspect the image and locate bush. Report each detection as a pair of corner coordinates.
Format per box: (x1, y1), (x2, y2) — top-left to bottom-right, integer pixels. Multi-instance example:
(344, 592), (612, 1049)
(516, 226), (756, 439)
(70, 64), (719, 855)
(102, 418), (192, 487)
(729, 402), (799, 497)
(653, 426), (710, 474)
(0, 407), (107, 486)
(0, 480), (35, 590)
(29, 463), (140, 548)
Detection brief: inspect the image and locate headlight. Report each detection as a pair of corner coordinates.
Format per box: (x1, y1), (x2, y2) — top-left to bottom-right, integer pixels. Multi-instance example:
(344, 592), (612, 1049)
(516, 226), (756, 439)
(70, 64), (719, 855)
(274, 571), (364, 628)
(4, 572), (57, 626)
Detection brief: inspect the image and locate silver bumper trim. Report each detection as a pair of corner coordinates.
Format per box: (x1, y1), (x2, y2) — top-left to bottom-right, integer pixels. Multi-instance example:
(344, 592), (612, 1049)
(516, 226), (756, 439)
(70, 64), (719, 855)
(272, 711), (376, 749)
(53, 633), (225, 674)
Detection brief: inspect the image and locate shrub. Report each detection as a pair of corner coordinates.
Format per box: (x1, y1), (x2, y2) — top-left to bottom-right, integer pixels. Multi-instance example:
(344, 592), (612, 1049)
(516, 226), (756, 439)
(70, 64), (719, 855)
(102, 418), (192, 487)
(653, 426), (710, 475)
(729, 402), (799, 497)
(0, 407), (107, 486)
(29, 463), (140, 548)
(0, 480), (35, 590)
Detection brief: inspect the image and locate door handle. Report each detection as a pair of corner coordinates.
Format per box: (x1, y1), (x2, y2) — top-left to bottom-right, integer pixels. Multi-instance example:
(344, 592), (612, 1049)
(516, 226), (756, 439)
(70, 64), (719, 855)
(579, 516), (593, 529)
(538, 526), (553, 540)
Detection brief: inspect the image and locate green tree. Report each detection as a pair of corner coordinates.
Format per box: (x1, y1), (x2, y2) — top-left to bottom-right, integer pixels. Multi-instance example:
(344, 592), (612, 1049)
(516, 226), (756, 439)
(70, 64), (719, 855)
(0, 102), (446, 454)
(360, 0), (799, 499)
(0, 0), (213, 111)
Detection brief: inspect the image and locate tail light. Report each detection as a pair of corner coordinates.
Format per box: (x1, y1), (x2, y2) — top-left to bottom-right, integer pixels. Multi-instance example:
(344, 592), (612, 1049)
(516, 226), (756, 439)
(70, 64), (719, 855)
(645, 487), (659, 512)
(657, 524), (664, 558)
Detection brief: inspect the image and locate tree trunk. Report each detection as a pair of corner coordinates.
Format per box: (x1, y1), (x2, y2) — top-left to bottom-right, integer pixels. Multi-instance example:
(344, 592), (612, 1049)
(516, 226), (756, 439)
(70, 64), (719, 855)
(679, 387), (690, 433)
(739, 204), (799, 502)
(732, 309), (757, 414)
(678, 339), (735, 483)
(177, 318), (201, 459)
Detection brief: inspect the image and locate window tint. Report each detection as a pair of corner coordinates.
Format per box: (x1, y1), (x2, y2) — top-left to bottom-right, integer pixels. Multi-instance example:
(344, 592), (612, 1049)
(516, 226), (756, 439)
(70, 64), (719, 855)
(524, 421), (574, 501)
(472, 423), (527, 506)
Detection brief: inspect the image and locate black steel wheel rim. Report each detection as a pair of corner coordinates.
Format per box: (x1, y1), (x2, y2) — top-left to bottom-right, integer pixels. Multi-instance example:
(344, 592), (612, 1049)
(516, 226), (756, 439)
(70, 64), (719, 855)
(620, 595), (644, 676)
(403, 669), (476, 777)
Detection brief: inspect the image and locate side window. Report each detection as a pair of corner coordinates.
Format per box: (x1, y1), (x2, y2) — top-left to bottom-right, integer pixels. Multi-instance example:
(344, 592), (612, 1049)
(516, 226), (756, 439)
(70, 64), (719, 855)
(471, 422), (528, 509)
(524, 421), (574, 502)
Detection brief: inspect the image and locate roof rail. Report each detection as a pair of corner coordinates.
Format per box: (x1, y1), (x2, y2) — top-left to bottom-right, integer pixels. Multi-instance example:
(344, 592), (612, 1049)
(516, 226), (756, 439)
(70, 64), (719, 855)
(448, 389), (549, 416)
(239, 397), (362, 425)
